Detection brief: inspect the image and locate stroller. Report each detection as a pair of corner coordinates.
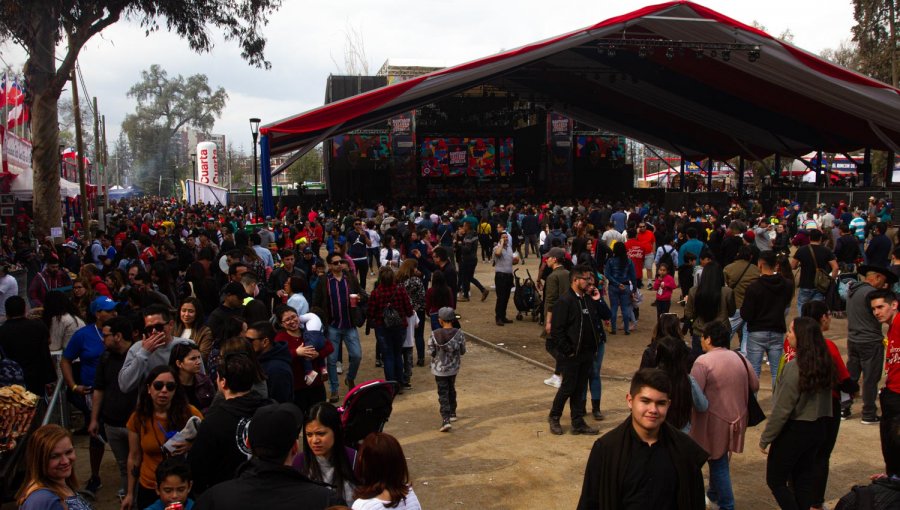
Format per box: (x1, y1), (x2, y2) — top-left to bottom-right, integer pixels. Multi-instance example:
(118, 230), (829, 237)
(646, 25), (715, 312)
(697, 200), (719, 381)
(338, 379), (399, 446)
(513, 268), (543, 323)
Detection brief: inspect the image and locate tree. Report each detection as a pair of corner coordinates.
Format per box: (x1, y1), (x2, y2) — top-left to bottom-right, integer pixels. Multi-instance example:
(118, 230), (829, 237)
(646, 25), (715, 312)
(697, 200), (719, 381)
(110, 132), (132, 187)
(820, 40), (862, 71)
(286, 146), (323, 184)
(0, 1), (281, 237)
(121, 65), (227, 193)
(57, 97), (95, 152)
(851, 0), (898, 86)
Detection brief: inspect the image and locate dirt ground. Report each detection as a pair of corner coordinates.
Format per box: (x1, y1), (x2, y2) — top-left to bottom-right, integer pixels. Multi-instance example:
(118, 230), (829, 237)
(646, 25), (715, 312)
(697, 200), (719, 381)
(68, 258), (885, 510)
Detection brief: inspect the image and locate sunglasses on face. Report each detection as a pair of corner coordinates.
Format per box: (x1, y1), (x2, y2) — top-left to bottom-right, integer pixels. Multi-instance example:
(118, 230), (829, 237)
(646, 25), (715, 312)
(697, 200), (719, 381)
(151, 381), (176, 391)
(144, 323), (166, 334)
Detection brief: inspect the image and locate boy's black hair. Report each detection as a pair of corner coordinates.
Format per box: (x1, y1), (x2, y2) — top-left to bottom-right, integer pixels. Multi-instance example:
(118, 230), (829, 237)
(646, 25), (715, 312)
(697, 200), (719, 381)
(629, 368), (671, 397)
(155, 457), (192, 486)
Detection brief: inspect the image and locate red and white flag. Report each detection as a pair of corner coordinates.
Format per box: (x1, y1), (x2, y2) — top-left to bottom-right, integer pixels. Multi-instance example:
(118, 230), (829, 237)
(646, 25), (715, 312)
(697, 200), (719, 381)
(4, 77), (23, 106)
(6, 103), (29, 129)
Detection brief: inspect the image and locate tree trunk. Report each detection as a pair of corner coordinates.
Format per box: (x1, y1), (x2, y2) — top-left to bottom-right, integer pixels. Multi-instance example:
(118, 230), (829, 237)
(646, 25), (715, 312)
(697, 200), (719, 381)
(27, 17), (63, 239)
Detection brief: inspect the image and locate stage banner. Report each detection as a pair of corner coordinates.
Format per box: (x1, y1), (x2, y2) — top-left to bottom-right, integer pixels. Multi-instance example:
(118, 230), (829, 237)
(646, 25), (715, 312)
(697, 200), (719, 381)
(331, 133), (390, 164)
(466, 138), (496, 177)
(575, 134), (626, 167)
(389, 112), (417, 196)
(547, 112), (573, 196)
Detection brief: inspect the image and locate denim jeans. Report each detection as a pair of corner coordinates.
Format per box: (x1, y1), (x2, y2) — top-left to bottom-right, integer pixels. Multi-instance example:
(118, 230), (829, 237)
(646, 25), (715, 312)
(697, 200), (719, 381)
(796, 287), (824, 316)
(106, 425), (130, 494)
(327, 326), (362, 393)
(746, 330), (784, 389)
(728, 310), (749, 355)
(375, 326), (405, 383)
(582, 342), (606, 406)
(608, 287), (632, 333)
(707, 454), (735, 510)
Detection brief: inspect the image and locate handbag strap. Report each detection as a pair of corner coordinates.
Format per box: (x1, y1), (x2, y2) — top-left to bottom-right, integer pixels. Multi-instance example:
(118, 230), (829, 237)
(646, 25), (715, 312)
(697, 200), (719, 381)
(735, 351), (754, 387)
(807, 244), (820, 269)
(729, 261), (752, 289)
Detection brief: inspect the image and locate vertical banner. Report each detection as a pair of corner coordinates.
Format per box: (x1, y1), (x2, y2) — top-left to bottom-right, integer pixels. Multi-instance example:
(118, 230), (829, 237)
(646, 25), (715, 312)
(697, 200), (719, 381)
(546, 112), (573, 196)
(389, 112), (417, 196)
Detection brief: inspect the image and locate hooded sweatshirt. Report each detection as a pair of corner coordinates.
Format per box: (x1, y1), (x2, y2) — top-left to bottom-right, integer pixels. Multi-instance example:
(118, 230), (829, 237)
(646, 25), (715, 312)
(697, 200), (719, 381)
(847, 281), (883, 344)
(429, 327), (466, 377)
(258, 341), (294, 404)
(740, 274), (795, 333)
(190, 392), (273, 493)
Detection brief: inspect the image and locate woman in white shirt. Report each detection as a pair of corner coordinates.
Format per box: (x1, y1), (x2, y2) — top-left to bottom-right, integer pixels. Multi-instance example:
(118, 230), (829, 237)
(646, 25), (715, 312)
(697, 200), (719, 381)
(380, 235), (402, 270)
(42, 291), (85, 353)
(352, 432), (421, 510)
(367, 221), (382, 275)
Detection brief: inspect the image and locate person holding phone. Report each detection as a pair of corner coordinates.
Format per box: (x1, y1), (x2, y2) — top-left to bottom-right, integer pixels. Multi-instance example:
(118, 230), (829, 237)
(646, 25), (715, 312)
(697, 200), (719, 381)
(493, 225), (516, 327)
(119, 304), (203, 393)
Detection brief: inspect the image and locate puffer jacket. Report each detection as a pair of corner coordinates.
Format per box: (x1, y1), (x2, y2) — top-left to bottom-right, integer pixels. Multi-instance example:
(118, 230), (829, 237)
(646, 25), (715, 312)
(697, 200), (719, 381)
(429, 327), (466, 377)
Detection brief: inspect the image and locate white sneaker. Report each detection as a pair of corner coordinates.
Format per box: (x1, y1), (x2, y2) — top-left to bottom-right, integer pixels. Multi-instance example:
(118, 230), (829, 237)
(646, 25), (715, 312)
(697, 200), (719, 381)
(336, 361), (343, 374)
(544, 374), (561, 388)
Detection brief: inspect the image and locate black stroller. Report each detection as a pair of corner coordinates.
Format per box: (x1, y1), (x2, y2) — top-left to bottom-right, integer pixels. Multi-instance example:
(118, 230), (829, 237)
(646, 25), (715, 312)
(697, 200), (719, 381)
(338, 379), (399, 446)
(513, 268), (543, 322)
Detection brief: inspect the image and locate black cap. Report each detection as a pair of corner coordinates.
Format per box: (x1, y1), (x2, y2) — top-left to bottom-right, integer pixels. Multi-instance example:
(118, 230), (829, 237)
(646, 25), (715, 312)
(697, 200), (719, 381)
(249, 403), (304, 461)
(222, 282), (247, 298)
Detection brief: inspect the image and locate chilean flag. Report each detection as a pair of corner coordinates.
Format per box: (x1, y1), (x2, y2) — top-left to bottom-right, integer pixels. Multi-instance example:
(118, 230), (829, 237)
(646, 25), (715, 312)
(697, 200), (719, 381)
(4, 77), (24, 106)
(7, 103), (29, 129)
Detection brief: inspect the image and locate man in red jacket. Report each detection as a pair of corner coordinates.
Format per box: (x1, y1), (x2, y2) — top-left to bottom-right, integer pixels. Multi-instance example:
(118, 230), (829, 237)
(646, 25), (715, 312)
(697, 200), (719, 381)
(870, 289), (900, 426)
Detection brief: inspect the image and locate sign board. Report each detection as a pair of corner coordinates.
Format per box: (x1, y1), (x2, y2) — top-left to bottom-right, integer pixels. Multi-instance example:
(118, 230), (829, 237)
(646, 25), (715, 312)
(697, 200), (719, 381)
(3, 131), (32, 174)
(1, 207), (14, 217)
(50, 227), (63, 238)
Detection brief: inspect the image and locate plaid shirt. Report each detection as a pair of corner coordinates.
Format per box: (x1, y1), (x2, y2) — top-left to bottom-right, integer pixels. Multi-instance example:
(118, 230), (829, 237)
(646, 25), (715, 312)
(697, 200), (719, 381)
(367, 283), (413, 328)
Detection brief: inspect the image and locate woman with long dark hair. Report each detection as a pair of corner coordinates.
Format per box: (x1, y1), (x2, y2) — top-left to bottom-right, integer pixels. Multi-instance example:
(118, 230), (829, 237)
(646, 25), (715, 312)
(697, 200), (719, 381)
(425, 270), (453, 332)
(42, 290), (85, 352)
(640, 312), (683, 369)
(70, 278), (93, 321)
(367, 267), (413, 385)
(603, 241), (637, 335)
(173, 297), (214, 362)
(397, 259), (426, 366)
(168, 341), (215, 413)
(293, 402), (358, 505)
(17, 425), (91, 510)
(122, 366), (202, 510)
(760, 316), (835, 510)
(685, 261), (735, 356)
(651, 336), (708, 432)
(353, 432), (421, 509)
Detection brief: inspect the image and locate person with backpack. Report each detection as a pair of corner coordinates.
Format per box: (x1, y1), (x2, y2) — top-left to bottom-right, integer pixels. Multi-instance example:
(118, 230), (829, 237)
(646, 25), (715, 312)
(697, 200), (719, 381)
(790, 229), (839, 315)
(346, 219), (371, 289)
(654, 235), (679, 277)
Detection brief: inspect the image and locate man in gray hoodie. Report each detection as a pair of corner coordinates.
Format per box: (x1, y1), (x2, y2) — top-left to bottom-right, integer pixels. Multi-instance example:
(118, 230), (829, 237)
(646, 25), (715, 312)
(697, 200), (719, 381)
(430, 307), (466, 432)
(845, 265), (897, 424)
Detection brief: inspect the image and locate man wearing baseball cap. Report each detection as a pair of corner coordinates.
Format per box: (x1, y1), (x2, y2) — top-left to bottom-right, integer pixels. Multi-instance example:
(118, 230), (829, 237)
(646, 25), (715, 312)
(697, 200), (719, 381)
(195, 403), (342, 509)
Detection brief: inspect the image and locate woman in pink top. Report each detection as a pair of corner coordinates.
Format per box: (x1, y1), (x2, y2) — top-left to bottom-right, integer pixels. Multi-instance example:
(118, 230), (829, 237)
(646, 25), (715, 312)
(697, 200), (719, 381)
(689, 320), (759, 510)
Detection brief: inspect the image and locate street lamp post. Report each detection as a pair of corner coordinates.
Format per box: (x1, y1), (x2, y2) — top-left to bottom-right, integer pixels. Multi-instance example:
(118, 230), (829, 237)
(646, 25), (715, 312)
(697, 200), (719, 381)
(250, 118), (261, 218)
(190, 152), (197, 204)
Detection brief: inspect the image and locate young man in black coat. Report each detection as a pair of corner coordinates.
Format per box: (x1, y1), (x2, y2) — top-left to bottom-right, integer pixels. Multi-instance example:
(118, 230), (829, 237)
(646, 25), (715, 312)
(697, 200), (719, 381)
(577, 368), (709, 510)
(248, 321), (294, 404)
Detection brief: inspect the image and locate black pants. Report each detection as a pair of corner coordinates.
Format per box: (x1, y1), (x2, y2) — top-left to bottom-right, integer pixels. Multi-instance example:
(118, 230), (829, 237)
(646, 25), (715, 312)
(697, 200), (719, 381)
(550, 357), (592, 425)
(436, 375), (457, 420)
(810, 400), (842, 507)
(766, 418), (827, 510)
(355, 259), (369, 289)
(882, 387), (900, 425)
(479, 234), (493, 261)
(655, 300), (671, 316)
(495, 272), (514, 321)
(845, 341), (884, 420)
(459, 260), (485, 297)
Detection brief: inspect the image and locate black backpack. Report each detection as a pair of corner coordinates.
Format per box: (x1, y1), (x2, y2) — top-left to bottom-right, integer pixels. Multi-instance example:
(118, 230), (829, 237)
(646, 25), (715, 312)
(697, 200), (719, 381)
(658, 245), (676, 271)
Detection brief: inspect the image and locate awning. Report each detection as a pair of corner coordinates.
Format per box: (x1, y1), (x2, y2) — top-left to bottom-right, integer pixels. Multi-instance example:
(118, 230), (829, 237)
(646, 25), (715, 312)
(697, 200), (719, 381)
(261, 0), (900, 163)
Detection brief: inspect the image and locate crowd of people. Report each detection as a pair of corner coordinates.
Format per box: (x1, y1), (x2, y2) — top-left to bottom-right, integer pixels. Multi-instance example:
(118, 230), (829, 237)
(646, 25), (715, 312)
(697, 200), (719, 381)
(0, 194), (898, 509)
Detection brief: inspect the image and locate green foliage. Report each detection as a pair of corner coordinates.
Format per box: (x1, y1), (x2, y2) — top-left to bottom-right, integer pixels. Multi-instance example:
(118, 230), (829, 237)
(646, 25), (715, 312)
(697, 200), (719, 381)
(286, 146), (324, 184)
(121, 65), (228, 194)
(851, 0), (898, 85)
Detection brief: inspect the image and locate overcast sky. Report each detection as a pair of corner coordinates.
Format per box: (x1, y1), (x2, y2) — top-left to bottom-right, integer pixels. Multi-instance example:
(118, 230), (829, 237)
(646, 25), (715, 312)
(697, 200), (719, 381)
(0, 0), (856, 154)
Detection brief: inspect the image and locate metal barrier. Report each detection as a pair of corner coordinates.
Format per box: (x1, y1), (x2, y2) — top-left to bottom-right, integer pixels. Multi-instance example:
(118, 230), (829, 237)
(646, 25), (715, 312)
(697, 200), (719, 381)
(40, 375), (69, 428)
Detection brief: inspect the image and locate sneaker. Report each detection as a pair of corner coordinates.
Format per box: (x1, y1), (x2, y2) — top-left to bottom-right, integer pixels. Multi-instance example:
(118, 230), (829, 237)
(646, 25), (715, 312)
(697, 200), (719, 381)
(706, 496), (720, 510)
(80, 476), (102, 499)
(481, 289), (490, 302)
(544, 374), (561, 388)
(861, 416), (881, 425)
(495, 320), (505, 326)
(457, 296), (470, 302)
(336, 361), (343, 374)
(840, 408), (851, 420)
(304, 371), (318, 386)
(345, 378), (355, 389)
(440, 420), (452, 432)
(592, 409), (604, 421)
(449, 414), (458, 422)
(117, 489), (126, 502)
(416, 359), (425, 367)
(403, 382), (413, 390)
(329, 393), (340, 404)
(375, 358), (383, 368)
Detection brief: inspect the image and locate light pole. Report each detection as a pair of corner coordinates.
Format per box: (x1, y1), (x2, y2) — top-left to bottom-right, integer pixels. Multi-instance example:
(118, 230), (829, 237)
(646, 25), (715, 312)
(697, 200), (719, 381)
(250, 118), (261, 217)
(190, 152), (197, 204)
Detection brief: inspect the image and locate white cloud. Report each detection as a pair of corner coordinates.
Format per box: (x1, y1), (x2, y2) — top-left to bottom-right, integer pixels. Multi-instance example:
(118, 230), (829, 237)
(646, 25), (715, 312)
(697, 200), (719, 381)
(0, 0), (856, 150)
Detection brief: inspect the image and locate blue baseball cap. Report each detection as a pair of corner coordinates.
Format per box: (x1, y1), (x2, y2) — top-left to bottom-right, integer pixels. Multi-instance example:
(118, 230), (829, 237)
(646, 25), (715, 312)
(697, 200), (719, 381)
(89, 296), (118, 314)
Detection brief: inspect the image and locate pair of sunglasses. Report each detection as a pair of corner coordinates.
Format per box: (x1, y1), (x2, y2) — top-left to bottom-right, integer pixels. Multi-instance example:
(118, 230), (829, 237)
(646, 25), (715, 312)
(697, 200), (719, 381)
(151, 381), (176, 391)
(144, 323), (166, 335)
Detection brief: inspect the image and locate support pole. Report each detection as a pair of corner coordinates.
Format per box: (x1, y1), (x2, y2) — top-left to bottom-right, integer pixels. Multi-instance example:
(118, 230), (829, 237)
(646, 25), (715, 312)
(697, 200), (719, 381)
(816, 150), (824, 187)
(71, 68), (90, 241)
(679, 157), (686, 192)
(706, 157), (713, 192)
(738, 156), (745, 197)
(101, 115), (109, 209)
(92, 97), (103, 229)
(863, 148), (872, 187)
(887, 151), (896, 188)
